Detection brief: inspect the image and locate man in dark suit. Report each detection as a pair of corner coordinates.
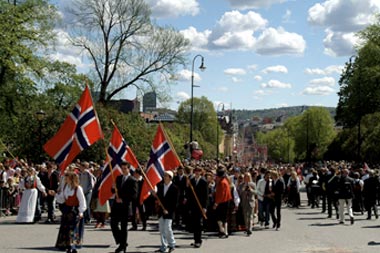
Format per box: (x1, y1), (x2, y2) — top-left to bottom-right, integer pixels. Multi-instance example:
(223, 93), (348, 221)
(188, 166), (208, 248)
(41, 162), (60, 223)
(155, 170), (178, 253)
(271, 170), (285, 230)
(111, 162), (138, 253)
(363, 170), (379, 219)
(172, 166), (187, 228)
(130, 169), (147, 231)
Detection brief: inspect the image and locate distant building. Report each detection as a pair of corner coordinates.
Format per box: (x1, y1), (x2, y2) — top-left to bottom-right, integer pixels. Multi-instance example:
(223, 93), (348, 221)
(108, 98), (140, 113)
(143, 92), (157, 113)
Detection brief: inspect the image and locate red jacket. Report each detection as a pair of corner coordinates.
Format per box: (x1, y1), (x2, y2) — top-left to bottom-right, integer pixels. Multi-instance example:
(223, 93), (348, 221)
(215, 177), (232, 204)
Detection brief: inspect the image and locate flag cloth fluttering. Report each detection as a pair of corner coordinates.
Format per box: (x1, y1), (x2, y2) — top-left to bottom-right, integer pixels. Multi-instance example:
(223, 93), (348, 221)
(139, 124), (181, 205)
(43, 86), (103, 171)
(98, 124), (139, 205)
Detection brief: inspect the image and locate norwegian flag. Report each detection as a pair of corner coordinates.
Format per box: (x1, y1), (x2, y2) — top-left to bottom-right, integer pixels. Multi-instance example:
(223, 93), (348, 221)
(139, 124), (181, 205)
(43, 86), (103, 171)
(98, 124), (139, 205)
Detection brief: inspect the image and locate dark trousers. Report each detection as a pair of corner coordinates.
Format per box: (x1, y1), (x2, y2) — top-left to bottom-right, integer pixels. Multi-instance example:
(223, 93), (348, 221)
(270, 199), (282, 227)
(131, 201), (146, 229)
(46, 195), (55, 220)
(111, 215), (129, 248)
(320, 191), (327, 212)
(327, 194), (338, 217)
(365, 200), (378, 219)
(263, 198), (273, 226)
(191, 212), (203, 243)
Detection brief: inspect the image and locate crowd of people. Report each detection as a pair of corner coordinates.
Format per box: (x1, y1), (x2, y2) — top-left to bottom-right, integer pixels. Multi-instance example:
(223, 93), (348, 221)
(1, 158), (380, 253)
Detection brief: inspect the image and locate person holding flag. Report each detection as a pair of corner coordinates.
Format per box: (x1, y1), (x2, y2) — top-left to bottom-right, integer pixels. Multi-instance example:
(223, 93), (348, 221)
(110, 162), (138, 253)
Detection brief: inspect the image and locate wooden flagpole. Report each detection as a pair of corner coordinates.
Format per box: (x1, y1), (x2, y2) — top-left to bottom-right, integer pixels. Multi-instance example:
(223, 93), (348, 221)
(105, 120), (119, 199)
(0, 138), (17, 160)
(159, 122), (207, 220)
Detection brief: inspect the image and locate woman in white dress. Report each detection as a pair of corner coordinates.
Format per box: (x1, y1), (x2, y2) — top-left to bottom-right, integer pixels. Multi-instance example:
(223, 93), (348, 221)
(16, 168), (47, 223)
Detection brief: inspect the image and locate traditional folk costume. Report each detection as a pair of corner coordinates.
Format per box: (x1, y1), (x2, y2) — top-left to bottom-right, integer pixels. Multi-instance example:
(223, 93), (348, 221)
(55, 184), (86, 252)
(16, 175), (46, 223)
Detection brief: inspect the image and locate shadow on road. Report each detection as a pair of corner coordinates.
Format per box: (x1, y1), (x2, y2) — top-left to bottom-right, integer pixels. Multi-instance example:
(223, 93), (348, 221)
(298, 217), (327, 220)
(368, 241), (380, 246)
(362, 225), (380, 229)
(309, 223), (338, 227)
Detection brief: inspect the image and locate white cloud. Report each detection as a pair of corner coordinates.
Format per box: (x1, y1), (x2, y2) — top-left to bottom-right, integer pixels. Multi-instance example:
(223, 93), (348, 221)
(254, 90), (266, 95)
(224, 68), (247, 75)
(305, 65), (343, 75)
(262, 65), (288, 74)
(181, 11), (305, 56)
(176, 91), (190, 101)
(224, 68), (247, 76)
(323, 30), (357, 57)
(210, 11), (267, 50)
(247, 64), (258, 71)
(261, 80), (292, 88)
(255, 27), (306, 55)
(276, 103), (289, 108)
(217, 86), (229, 92)
(309, 77), (336, 87)
(217, 10), (268, 32)
(212, 31), (256, 49)
(146, 0), (200, 18)
(254, 75), (263, 81)
(308, 0), (380, 56)
(180, 26), (211, 51)
(226, 0), (287, 10)
(232, 77), (243, 83)
(282, 9), (292, 23)
(302, 86), (335, 96)
(175, 69), (201, 82)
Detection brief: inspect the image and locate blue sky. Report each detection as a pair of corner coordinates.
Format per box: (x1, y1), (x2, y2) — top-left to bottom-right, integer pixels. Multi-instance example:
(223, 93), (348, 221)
(52, 0), (380, 110)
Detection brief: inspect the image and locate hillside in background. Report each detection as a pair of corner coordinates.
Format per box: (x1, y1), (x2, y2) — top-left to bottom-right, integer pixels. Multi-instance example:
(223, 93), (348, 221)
(233, 106), (336, 122)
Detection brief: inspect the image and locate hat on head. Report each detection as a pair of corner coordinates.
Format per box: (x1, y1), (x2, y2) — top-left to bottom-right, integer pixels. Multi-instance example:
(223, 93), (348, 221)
(165, 170), (174, 178)
(216, 169), (226, 177)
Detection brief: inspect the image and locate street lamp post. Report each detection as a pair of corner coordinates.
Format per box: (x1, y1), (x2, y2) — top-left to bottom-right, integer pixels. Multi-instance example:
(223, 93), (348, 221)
(190, 54), (206, 146)
(216, 103), (224, 164)
(36, 109), (46, 163)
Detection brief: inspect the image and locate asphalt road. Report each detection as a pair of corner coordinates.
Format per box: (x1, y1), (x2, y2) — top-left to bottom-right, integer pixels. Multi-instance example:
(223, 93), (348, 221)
(1, 194), (379, 253)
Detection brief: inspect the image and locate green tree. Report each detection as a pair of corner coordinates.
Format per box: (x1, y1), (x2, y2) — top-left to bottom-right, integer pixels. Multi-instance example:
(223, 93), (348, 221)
(256, 128), (295, 163)
(0, 0), (57, 116)
(66, 0), (190, 104)
(292, 107), (336, 161)
(177, 96), (221, 159)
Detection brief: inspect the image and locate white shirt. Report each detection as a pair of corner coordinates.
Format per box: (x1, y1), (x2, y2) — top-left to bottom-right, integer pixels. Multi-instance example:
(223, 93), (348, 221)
(61, 185), (87, 215)
(164, 181), (172, 196)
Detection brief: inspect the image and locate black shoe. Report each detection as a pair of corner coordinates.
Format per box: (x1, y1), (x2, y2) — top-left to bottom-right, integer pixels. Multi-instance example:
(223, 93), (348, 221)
(129, 227), (137, 231)
(327, 215), (332, 218)
(154, 250), (165, 253)
(115, 245), (126, 253)
(168, 247), (175, 252)
(350, 217), (354, 225)
(272, 223), (277, 229)
(246, 230), (252, 236)
(142, 226), (146, 231)
(44, 219), (51, 224)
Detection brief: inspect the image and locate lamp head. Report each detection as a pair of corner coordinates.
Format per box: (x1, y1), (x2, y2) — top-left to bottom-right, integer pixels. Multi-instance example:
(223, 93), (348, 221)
(199, 57), (206, 72)
(36, 110), (46, 121)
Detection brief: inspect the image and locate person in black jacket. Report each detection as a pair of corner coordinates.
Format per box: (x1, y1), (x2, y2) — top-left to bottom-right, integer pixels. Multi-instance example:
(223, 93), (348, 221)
(337, 169), (354, 225)
(363, 170), (379, 220)
(40, 162), (60, 223)
(271, 170), (285, 230)
(130, 169), (147, 231)
(326, 167), (339, 219)
(188, 166), (208, 248)
(111, 162), (138, 253)
(172, 166), (187, 229)
(155, 170), (178, 253)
